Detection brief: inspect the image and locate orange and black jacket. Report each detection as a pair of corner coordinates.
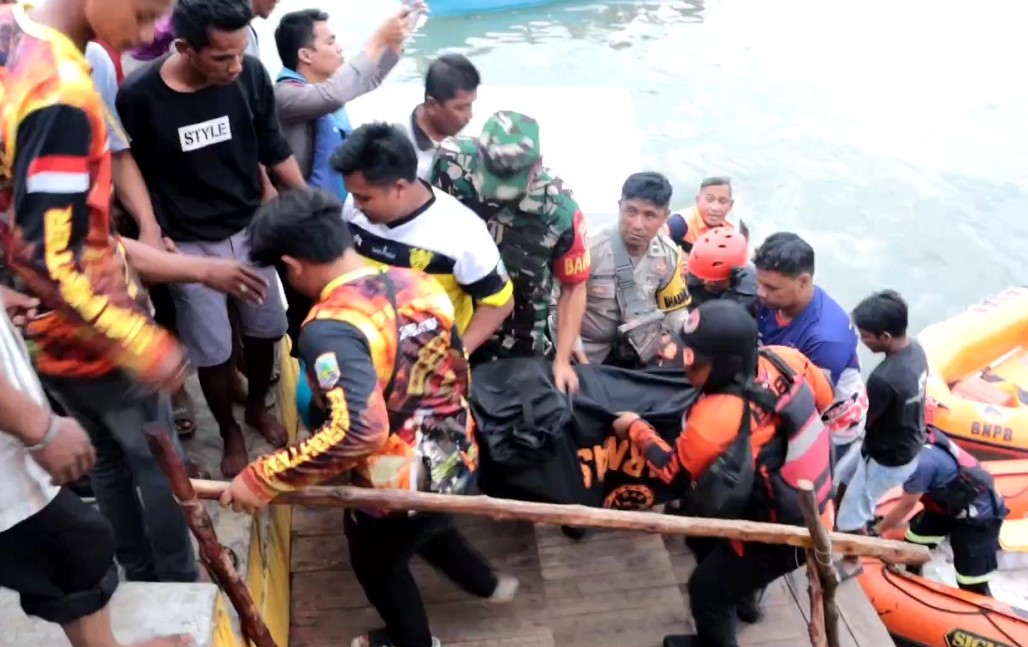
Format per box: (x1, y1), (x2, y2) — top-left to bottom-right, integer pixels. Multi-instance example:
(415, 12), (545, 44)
(0, 6), (178, 380)
(625, 345), (834, 489)
(242, 267), (472, 501)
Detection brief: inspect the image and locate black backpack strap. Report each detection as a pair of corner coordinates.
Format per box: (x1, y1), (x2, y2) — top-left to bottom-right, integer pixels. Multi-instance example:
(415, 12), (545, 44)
(759, 347), (797, 381)
(748, 348), (800, 413)
(381, 273), (402, 401)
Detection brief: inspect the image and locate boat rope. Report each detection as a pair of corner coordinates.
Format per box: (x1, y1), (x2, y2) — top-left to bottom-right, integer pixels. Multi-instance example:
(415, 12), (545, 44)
(880, 564), (1022, 646)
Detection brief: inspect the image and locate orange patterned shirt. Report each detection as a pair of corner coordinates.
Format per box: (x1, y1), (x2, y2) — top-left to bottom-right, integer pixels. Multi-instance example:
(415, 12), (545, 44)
(243, 266), (475, 502)
(0, 5), (178, 380)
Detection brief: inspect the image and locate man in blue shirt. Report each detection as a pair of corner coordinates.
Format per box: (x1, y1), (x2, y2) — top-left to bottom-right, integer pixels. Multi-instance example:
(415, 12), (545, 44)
(753, 232), (868, 469)
(876, 430), (1006, 597)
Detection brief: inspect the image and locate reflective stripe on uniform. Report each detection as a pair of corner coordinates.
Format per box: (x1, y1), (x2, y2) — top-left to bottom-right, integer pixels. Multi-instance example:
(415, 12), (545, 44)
(904, 529), (945, 545)
(955, 570), (994, 585)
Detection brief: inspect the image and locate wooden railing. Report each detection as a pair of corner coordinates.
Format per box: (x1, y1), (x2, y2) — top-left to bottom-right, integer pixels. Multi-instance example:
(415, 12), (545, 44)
(188, 478), (928, 647)
(145, 414), (926, 647)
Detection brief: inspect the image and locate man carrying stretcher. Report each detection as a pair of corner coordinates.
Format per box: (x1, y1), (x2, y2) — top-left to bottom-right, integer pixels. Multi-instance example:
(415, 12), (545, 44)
(613, 300), (834, 647)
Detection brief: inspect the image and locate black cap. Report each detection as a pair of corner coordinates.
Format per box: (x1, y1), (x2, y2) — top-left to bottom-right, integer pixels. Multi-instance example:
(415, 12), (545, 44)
(678, 300), (759, 366)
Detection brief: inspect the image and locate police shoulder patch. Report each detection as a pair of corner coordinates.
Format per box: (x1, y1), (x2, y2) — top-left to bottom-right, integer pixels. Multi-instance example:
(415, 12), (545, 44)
(314, 352), (342, 390)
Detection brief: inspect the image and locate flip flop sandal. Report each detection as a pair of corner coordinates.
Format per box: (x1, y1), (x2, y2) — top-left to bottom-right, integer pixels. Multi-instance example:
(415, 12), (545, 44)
(173, 406), (196, 437)
(833, 556), (865, 583)
(350, 628), (440, 647)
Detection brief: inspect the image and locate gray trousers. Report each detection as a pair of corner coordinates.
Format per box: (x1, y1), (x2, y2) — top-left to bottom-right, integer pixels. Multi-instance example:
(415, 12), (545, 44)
(45, 373), (198, 583)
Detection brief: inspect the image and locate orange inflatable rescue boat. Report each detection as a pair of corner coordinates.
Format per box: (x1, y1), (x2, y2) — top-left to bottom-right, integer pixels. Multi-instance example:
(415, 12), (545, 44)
(859, 460), (1028, 647)
(919, 287), (1028, 459)
(857, 561), (1028, 647)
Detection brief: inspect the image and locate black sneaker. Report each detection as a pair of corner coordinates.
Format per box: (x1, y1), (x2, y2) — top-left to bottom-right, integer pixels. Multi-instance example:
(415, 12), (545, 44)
(351, 628), (440, 647)
(662, 635), (698, 647)
(736, 593), (764, 624)
(68, 477), (95, 504)
(561, 525), (587, 541)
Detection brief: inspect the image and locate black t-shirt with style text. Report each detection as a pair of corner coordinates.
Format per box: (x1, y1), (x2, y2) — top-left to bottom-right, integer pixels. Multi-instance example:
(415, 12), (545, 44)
(116, 55), (292, 242)
(863, 340), (929, 466)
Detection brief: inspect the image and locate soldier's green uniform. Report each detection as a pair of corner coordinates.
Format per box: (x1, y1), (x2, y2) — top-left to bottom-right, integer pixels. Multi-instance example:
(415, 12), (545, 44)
(429, 111), (591, 360)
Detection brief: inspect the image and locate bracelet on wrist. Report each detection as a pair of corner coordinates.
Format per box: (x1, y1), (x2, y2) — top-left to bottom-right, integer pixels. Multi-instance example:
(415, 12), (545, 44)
(25, 414), (60, 453)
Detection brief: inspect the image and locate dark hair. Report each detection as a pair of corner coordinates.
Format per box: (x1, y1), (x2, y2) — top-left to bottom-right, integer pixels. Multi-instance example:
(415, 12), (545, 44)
(274, 9), (328, 71)
(330, 122), (418, 184)
(699, 176), (732, 193)
(174, 0), (254, 50)
(425, 54), (481, 103)
(752, 232), (815, 277)
(852, 290), (908, 337)
(248, 188), (351, 266)
(621, 172), (673, 209)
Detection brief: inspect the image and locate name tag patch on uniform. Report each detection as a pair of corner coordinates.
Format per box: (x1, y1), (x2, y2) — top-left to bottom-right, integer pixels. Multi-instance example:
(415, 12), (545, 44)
(314, 352), (342, 389)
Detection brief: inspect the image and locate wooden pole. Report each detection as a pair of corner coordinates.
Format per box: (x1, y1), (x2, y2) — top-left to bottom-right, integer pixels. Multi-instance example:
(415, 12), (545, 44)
(190, 479), (931, 565)
(145, 428), (278, 647)
(797, 480), (841, 647)
(804, 556), (827, 647)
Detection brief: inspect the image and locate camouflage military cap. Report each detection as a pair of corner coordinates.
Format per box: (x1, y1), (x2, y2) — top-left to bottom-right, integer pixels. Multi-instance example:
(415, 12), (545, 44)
(473, 110), (541, 202)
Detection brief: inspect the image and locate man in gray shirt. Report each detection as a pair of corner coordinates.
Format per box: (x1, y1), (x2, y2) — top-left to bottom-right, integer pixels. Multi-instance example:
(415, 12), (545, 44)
(273, 7), (411, 349)
(273, 6), (411, 191)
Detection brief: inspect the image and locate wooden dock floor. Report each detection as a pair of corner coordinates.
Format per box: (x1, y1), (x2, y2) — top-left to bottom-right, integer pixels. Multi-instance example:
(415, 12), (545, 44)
(289, 509), (894, 647)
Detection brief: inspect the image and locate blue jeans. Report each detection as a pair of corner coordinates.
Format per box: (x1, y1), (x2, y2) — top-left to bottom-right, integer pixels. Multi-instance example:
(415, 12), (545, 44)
(45, 374), (198, 583)
(836, 453), (918, 533)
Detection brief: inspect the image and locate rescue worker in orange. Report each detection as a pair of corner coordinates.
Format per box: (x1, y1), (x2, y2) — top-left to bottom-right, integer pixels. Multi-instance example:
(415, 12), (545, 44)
(686, 227), (758, 317)
(612, 300), (834, 647)
(664, 177), (745, 251)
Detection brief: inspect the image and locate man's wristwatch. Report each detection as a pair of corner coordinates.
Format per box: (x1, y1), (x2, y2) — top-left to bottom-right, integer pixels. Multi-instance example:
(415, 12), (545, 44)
(25, 414), (60, 453)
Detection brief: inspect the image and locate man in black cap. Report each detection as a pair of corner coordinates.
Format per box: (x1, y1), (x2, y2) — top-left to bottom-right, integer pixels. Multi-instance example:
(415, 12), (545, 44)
(613, 300), (835, 647)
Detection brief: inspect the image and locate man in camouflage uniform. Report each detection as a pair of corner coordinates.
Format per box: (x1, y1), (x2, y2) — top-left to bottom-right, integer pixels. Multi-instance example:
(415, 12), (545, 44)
(554, 172), (691, 367)
(430, 110), (590, 393)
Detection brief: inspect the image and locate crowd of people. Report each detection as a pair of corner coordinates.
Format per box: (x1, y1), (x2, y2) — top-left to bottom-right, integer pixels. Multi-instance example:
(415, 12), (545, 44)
(0, 1), (1009, 647)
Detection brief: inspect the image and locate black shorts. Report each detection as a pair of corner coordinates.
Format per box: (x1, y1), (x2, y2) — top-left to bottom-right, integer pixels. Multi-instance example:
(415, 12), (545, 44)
(907, 511), (1001, 580)
(0, 488), (118, 624)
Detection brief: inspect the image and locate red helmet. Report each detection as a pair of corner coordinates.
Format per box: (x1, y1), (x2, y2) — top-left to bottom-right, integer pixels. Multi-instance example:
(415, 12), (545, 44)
(687, 227), (748, 282)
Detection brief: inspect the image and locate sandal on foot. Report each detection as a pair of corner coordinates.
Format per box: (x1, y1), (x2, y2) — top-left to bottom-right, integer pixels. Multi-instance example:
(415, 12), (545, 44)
(173, 406), (196, 437)
(833, 556), (864, 583)
(351, 628), (440, 647)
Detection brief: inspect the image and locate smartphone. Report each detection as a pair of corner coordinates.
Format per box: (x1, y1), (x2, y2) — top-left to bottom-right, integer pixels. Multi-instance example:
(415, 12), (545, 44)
(407, 7), (428, 32)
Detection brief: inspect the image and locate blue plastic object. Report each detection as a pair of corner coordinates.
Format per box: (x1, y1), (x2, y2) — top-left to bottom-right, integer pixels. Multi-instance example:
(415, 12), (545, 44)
(429, 0), (556, 17)
(295, 360), (317, 430)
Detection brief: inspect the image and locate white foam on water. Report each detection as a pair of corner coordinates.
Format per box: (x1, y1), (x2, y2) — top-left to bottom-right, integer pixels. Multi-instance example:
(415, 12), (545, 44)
(345, 83), (644, 224)
(922, 542), (1028, 612)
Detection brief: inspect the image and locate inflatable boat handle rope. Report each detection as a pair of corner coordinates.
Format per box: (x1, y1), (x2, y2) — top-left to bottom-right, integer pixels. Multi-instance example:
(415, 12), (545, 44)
(880, 564), (1022, 646)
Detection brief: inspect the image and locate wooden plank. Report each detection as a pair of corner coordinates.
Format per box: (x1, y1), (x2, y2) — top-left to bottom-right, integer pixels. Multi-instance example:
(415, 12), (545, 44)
(662, 536), (794, 608)
(291, 506), (345, 538)
(737, 601), (809, 645)
(291, 594), (554, 647)
(834, 576), (894, 646)
(290, 515), (553, 647)
(291, 562), (545, 615)
(536, 525), (690, 647)
(784, 568), (892, 647)
(289, 513), (894, 647)
(290, 518), (537, 574)
(448, 635), (555, 647)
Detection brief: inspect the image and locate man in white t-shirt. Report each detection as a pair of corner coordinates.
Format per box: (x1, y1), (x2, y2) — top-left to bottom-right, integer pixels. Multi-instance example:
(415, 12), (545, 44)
(332, 122), (513, 353)
(0, 288), (189, 647)
(397, 54), (480, 179)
